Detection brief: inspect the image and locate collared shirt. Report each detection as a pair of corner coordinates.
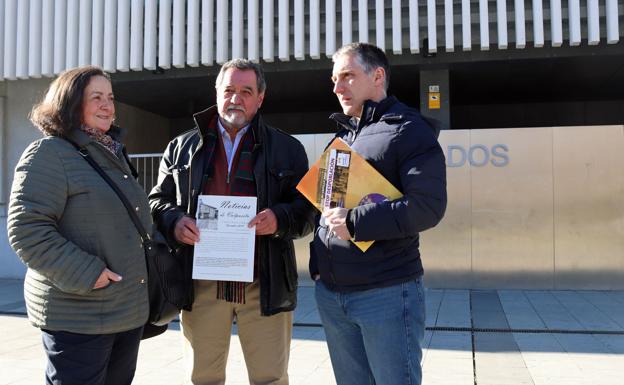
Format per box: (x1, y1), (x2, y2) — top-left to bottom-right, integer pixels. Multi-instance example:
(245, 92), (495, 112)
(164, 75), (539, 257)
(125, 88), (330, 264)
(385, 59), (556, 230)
(217, 119), (250, 174)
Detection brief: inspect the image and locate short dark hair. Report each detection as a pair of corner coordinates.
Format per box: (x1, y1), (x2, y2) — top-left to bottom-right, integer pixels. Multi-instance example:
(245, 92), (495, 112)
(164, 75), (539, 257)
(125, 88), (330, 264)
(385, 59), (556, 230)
(29, 66), (111, 136)
(333, 43), (390, 91)
(215, 58), (266, 93)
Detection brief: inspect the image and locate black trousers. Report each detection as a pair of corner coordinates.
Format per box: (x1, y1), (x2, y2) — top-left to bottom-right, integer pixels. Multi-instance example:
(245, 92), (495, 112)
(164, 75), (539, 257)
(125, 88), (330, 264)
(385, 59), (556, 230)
(41, 326), (143, 385)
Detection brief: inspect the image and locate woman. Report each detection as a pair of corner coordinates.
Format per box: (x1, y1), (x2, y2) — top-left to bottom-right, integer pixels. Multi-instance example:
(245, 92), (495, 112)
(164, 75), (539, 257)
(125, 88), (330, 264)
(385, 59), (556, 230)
(7, 66), (151, 385)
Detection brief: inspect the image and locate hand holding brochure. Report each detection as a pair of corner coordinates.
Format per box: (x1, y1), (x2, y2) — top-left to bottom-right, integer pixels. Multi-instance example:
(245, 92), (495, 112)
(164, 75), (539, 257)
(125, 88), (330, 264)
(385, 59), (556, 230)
(296, 138), (402, 252)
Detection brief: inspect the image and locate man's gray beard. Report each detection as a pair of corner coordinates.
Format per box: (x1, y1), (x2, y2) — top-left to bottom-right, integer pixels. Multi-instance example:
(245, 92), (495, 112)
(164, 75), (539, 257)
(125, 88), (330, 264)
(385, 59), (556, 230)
(223, 111), (246, 129)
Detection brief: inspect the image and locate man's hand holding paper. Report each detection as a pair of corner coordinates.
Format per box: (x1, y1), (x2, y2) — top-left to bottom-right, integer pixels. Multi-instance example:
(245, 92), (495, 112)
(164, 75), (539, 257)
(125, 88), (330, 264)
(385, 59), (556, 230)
(323, 207), (351, 240)
(174, 216), (200, 245)
(248, 208), (277, 235)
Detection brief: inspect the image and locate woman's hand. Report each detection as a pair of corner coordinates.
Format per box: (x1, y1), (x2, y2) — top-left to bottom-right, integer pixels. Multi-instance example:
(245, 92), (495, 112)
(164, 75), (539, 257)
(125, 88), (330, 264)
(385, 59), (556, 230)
(93, 268), (122, 289)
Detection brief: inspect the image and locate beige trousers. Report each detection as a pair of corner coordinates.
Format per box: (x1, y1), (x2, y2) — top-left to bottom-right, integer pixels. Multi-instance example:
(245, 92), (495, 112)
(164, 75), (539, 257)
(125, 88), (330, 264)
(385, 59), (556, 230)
(181, 279), (292, 385)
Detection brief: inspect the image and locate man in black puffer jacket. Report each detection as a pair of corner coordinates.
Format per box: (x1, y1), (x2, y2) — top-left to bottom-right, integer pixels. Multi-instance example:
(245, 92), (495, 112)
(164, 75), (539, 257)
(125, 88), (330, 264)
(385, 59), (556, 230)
(150, 59), (314, 385)
(310, 43), (447, 385)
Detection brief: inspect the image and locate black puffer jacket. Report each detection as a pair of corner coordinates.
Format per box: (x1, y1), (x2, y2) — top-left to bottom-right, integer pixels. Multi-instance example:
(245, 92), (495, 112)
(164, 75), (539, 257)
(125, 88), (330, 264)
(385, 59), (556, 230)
(149, 106), (315, 315)
(310, 96), (447, 292)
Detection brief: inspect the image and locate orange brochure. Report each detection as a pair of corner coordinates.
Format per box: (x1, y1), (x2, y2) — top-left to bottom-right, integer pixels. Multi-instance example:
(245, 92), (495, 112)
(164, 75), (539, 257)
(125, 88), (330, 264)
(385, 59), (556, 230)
(296, 138), (402, 252)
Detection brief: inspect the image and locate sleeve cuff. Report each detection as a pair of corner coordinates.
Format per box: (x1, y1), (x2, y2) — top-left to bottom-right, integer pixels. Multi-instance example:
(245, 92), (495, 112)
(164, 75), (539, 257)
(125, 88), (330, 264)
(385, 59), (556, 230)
(268, 205), (283, 238)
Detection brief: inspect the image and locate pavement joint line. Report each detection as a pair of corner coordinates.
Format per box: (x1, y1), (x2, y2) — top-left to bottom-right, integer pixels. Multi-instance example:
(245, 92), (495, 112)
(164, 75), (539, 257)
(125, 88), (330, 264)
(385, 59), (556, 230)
(469, 290), (477, 385)
(426, 326), (624, 335)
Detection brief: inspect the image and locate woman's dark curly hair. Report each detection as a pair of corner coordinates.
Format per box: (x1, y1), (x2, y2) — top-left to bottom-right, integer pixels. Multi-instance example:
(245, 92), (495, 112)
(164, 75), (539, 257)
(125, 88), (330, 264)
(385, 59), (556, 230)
(29, 66), (111, 136)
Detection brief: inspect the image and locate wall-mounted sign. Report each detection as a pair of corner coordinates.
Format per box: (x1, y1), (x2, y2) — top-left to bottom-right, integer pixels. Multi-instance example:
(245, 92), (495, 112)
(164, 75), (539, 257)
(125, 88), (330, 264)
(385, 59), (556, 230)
(428, 85), (440, 110)
(428, 93), (440, 109)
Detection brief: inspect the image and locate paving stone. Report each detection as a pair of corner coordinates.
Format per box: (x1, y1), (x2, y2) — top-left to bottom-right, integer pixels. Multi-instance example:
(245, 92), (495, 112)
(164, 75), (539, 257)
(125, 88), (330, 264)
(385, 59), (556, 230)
(499, 290), (547, 330)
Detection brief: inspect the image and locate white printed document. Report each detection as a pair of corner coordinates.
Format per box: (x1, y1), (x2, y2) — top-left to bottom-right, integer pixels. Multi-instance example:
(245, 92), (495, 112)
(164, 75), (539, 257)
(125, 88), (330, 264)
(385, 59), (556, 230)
(192, 195), (257, 282)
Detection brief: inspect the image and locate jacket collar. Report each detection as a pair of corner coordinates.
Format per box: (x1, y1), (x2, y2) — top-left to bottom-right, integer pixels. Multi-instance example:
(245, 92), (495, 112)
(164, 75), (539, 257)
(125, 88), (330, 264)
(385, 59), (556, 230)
(193, 105), (262, 146)
(330, 95), (400, 131)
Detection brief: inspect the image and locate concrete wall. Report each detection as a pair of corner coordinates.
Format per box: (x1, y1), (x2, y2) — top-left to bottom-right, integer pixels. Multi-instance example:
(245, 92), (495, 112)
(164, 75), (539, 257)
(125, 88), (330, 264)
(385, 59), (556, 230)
(115, 102), (171, 154)
(1, 78), (50, 278)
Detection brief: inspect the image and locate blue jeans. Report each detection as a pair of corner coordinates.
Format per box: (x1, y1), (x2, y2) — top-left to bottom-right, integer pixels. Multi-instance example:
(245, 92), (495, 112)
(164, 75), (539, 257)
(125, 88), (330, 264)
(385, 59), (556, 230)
(315, 278), (426, 385)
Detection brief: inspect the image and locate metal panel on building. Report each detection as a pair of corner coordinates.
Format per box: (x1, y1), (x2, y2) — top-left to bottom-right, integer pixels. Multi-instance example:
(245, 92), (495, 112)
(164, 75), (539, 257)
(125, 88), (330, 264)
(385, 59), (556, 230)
(421, 130), (473, 288)
(200, 0), (214, 65)
(232, 0), (244, 60)
(392, 0), (402, 53)
(325, 0), (336, 56)
(0, 0), (5, 80)
(216, 0), (228, 63)
(376, 0), (385, 51)
(28, 0), (42, 77)
(553, 126), (624, 289)
(533, 0), (544, 47)
(172, 0), (185, 67)
(262, 0), (274, 61)
(342, 0), (352, 46)
(158, 0), (171, 68)
(16, 0), (30, 79)
(359, 0), (369, 43)
(479, 0), (489, 50)
(409, 0), (419, 53)
(514, 0), (525, 48)
(186, 0), (200, 66)
(496, 0), (507, 49)
(606, 0), (619, 44)
(102, 0), (116, 72)
(116, 0), (130, 71)
(143, 0), (157, 69)
(294, 0), (304, 60)
(550, 0), (563, 47)
(90, 0), (104, 68)
(444, 0), (453, 52)
(587, 0), (600, 45)
(130, 0), (144, 71)
(278, 0), (289, 61)
(427, 0), (436, 53)
(470, 128), (554, 288)
(568, 0), (581, 46)
(461, 0), (471, 51)
(309, 0), (320, 58)
(4, 0), (18, 80)
(248, 0), (259, 61)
